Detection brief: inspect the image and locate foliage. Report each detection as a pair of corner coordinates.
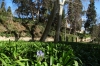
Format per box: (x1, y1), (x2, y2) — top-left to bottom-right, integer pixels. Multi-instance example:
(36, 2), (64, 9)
(77, 33), (91, 39)
(84, 0), (96, 33)
(67, 0), (83, 34)
(0, 1), (7, 22)
(0, 41), (82, 66)
(0, 41), (100, 66)
(0, 0), (99, 42)
(66, 34), (78, 42)
(91, 24), (100, 43)
(68, 42), (100, 66)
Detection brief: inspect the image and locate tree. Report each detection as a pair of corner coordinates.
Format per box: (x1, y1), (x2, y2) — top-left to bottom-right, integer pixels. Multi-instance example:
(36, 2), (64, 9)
(40, 0), (59, 42)
(13, 0), (53, 41)
(84, 0), (96, 33)
(7, 6), (13, 22)
(0, 0), (6, 12)
(0, 0), (7, 25)
(41, 0), (83, 42)
(7, 6), (11, 12)
(13, 0), (39, 41)
(54, 0), (66, 42)
(67, 0), (82, 34)
(0, 0), (6, 18)
(12, 0), (83, 42)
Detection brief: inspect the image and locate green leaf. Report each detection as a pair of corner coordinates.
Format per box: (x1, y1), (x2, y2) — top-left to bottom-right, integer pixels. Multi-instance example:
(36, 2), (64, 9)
(0, 58), (7, 66)
(57, 63), (61, 66)
(18, 59), (29, 62)
(13, 50), (17, 59)
(50, 56), (54, 66)
(74, 60), (78, 66)
(59, 57), (62, 63)
(0, 53), (11, 63)
(15, 60), (25, 66)
(37, 62), (41, 66)
(43, 62), (48, 66)
(19, 56), (22, 60)
(63, 56), (70, 65)
(66, 60), (74, 66)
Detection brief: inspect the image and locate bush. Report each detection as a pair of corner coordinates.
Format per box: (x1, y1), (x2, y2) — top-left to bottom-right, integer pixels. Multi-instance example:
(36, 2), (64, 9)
(66, 34), (78, 42)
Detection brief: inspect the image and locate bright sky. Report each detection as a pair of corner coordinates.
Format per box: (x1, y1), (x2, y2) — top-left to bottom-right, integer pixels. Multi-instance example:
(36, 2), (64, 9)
(95, 1), (100, 16)
(1, 0), (100, 17)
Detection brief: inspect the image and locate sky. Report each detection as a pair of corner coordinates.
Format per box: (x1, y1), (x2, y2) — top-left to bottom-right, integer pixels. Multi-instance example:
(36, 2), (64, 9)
(1, 0), (100, 17)
(95, 0), (100, 17)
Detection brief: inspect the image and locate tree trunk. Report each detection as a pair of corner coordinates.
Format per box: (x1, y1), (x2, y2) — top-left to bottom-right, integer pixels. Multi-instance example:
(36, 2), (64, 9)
(22, 23), (35, 41)
(64, 20), (67, 41)
(54, 0), (65, 42)
(40, 1), (58, 42)
(30, 30), (34, 41)
(12, 31), (20, 41)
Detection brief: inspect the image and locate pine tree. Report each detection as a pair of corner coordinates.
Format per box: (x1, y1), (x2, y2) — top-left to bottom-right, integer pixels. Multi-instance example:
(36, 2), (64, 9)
(0, 0), (6, 12)
(7, 6), (13, 22)
(84, 0), (96, 33)
(7, 6), (12, 13)
(0, 0), (7, 21)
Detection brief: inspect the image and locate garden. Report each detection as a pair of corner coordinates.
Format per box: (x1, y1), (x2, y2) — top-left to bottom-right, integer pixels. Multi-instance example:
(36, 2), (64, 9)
(0, 0), (100, 66)
(0, 41), (100, 66)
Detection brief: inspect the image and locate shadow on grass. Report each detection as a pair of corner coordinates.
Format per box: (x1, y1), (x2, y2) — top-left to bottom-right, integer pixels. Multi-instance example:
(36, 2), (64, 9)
(54, 42), (100, 66)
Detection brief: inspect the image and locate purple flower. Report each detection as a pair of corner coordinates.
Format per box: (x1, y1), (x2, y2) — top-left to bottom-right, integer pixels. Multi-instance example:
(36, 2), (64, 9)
(36, 50), (44, 61)
(37, 50), (44, 57)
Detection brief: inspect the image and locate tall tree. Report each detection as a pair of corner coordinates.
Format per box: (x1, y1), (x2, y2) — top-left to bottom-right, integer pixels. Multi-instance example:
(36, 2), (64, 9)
(7, 6), (13, 21)
(73, 0), (83, 33)
(7, 6), (12, 13)
(0, 0), (6, 12)
(67, 0), (82, 34)
(54, 0), (65, 42)
(40, 0), (59, 42)
(0, 0), (7, 21)
(84, 0), (96, 33)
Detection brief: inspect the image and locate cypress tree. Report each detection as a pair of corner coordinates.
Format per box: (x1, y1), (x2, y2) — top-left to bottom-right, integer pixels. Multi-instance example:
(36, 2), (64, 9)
(84, 0), (96, 33)
(0, 0), (6, 12)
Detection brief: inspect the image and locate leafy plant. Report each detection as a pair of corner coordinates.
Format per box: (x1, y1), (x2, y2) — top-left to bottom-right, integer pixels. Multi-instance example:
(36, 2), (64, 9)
(3, 41), (100, 66)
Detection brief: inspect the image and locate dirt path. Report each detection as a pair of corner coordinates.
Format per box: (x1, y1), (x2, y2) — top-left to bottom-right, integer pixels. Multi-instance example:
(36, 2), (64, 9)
(0, 36), (92, 42)
(0, 36), (54, 42)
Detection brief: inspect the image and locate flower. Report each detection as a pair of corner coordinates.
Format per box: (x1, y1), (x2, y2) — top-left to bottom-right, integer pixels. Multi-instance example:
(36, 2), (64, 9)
(36, 50), (44, 61)
(37, 50), (44, 57)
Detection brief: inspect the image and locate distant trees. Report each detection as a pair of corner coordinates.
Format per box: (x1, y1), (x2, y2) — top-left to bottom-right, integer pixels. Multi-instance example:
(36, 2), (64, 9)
(0, 0), (6, 12)
(12, 0), (84, 42)
(0, 0), (6, 21)
(9, 0), (98, 42)
(0, 0), (12, 22)
(0, 0), (26, 41)
(7, 6), (13, 23)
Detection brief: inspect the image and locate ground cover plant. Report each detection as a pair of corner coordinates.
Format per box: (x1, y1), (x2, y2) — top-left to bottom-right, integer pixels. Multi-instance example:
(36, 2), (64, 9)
(0, 41), (100, 66)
